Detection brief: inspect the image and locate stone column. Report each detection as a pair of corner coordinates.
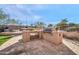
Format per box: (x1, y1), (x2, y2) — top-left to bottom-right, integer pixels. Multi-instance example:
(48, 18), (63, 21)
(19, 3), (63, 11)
(22, 30), (30, 43)
(52, 31), (63, 45)
(38, 31), (43, 39)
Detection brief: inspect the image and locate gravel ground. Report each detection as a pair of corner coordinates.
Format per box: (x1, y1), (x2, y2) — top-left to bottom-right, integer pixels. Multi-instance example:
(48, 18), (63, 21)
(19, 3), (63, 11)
(0, 39), (75, 55)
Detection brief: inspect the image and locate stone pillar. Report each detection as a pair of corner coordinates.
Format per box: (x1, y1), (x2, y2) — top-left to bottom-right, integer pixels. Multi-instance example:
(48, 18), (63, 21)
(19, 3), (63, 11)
(38, 31), (43, 39)
(22, 30), (30, 43)
(52, 31), (63, 45)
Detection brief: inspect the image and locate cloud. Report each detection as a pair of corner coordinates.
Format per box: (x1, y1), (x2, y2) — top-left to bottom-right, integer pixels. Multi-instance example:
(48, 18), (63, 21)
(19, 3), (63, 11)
(15, 4), (47, 10)
(15, 5), (33, 16)
(15, 4), (43, 21)
(0, 4), (46, 25)
(32, 15), (41, 20)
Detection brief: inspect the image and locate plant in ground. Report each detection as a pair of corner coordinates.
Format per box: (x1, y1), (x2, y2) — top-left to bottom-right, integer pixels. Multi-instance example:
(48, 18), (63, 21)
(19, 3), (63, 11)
(0, 35), (11, 45)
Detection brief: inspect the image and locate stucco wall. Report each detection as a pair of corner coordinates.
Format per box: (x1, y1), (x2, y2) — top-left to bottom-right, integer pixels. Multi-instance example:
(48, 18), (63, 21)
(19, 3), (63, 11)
(22, 30), (63, 45)
(43, 31), (63, 45)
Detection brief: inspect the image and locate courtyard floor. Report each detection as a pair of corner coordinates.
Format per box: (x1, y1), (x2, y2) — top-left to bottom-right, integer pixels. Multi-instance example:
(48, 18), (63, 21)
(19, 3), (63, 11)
(0, 39), (75, 55)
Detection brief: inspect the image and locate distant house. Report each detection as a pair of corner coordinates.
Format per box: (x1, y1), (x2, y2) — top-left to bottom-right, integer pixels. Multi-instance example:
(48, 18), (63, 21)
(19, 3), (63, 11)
(0, 24), (26, 32)
(65, 27), (79, 32)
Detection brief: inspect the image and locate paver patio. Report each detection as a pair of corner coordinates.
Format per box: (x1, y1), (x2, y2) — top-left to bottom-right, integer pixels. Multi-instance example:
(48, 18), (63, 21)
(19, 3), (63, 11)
(63, 38), (79, 55)
(0, 39), (75, 55)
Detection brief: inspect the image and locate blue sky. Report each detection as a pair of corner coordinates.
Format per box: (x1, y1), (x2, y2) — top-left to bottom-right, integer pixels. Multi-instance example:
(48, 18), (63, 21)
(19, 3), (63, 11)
(0, 4), (79, 25)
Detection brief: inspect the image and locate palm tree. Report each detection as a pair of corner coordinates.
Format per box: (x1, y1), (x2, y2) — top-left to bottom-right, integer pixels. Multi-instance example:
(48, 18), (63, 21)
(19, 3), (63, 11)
(56, 18), (68, 30)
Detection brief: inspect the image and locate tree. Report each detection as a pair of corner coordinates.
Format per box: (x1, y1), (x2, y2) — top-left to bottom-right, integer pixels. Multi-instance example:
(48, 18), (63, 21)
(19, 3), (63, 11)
(35, 21), (45, 28)
(0, 9), (8, 25)
(48, 24), (53, 28)
(15, 20), (23, 26)
(68, 22), (79, 27)
(0, 9), (8, 20)
(6, 19), (17, 25)
(0, 8), (9, 31)
(0, 9), (17, 25)
(56, 18), (68, 30)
